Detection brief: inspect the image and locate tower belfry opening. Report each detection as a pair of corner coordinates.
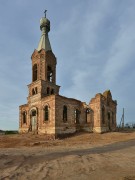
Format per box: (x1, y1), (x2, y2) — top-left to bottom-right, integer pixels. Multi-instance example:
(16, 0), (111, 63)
(47, 66), (53, 82)
(33, 64), (38, 81)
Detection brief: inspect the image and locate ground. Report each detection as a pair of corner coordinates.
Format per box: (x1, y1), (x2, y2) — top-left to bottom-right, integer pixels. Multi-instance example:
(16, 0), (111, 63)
(0, 131), (135, 180)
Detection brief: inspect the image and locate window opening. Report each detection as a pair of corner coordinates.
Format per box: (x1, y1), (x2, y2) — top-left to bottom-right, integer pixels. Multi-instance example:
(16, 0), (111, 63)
(51, 89), (54, 94)
(35, 87), (37, 94)
(22, 111), (27, 124)
(112, 112), (114, 124)
(47, 66), (53, 82)
(32, 87), (38, 95)
(86, 108), (90, 123)
(32, 88), (35, 95)
(47, 87), (50, 95)
(75, 109), (80, 124)
(33, 64), (38, 81)
(44, 106), (49, 121)
(102, 107), (105, 124)
(108, 112), (111, 130)
(63, 105), (67, 122)
(31, 110), (36, 116)
(108, 112), (110, 120)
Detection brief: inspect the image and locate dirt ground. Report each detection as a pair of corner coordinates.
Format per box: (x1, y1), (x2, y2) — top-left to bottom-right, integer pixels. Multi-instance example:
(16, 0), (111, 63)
(0, 131), (135, 180)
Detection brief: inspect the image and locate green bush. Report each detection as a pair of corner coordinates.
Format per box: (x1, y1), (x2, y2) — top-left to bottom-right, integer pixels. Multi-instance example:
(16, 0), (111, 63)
(5, 131), (18, 135)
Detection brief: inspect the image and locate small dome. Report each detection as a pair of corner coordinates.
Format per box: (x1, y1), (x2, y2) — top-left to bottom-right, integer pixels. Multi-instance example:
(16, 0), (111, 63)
(40, 17), (50, 30)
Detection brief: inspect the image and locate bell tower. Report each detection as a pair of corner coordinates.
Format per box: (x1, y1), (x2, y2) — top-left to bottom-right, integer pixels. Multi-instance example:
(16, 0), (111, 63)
(27, 12), (60, 103)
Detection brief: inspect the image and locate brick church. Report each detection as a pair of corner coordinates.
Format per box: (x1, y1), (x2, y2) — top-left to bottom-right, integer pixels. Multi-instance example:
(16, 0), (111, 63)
(19, 13), (117, 136)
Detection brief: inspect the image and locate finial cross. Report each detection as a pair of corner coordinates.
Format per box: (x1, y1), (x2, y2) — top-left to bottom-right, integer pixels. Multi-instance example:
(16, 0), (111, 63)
(44, 10), (47, 18)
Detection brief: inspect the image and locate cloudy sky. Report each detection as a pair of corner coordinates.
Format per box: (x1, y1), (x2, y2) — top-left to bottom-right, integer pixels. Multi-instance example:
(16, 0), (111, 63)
(0, 0), (135, 130)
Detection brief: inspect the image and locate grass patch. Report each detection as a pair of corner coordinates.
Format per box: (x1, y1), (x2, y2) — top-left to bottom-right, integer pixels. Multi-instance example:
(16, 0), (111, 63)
(5, 131), (18, 135)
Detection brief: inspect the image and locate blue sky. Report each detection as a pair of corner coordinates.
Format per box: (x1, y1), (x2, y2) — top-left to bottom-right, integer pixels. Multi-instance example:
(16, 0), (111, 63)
(0, 0), (135, 130)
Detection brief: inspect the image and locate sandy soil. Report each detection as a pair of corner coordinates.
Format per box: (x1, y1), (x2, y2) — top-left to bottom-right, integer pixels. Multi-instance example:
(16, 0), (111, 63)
(0, 131), (135, 180)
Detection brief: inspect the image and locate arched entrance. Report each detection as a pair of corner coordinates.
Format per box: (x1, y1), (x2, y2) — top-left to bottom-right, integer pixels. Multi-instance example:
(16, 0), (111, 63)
(30, 108), (38, 134)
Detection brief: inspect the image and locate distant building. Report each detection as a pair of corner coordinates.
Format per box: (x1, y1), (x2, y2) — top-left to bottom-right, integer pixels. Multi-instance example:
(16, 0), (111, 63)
(19, 13), (117, 137)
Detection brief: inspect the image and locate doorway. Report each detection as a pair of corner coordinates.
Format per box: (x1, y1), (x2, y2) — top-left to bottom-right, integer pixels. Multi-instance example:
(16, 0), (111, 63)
(30, 110), (37, 133)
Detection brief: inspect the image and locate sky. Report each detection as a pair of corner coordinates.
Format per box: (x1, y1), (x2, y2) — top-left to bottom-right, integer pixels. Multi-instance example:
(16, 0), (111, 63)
(0, 0), (135, 130)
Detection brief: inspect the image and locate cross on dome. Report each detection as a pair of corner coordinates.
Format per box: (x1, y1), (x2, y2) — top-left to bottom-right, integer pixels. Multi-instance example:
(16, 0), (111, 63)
(44, 10), (47, 18)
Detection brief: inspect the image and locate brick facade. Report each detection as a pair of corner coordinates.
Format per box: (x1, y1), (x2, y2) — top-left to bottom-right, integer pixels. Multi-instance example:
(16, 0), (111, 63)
(19, 15), (117, 137)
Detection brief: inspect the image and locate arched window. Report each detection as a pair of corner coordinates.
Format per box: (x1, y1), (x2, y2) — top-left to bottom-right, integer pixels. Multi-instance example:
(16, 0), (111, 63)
(47, 66), (53, 82)
(102, 107), (105, 124)
(44, 106), (49, 121)
(32, 88), (35, 95)
(63, 105), (67, 122)
(35, 87), (37, 94)
(74, 109), (80, 124)
(31, 110), (36, 116)
(22, 111), (27, 124)
(47, 87), (50, 95)
(32, 87), (38, 95)
(33, 64), (38, 81)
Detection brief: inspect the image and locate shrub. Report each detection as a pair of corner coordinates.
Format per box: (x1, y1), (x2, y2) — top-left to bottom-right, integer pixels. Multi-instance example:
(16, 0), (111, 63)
(5, 131), (18, 135)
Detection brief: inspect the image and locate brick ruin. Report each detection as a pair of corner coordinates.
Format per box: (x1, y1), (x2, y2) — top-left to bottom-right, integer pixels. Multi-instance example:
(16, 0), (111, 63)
(19, 14), (117, 137)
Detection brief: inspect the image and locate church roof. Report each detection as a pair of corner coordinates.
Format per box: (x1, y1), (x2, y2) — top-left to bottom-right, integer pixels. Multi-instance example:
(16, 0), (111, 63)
(37, 14), (52, 52)
(37, 32), (52, 51)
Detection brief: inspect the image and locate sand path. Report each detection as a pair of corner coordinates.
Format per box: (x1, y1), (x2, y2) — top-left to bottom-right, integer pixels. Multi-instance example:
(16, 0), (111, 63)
(0, 139), (135, 180)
